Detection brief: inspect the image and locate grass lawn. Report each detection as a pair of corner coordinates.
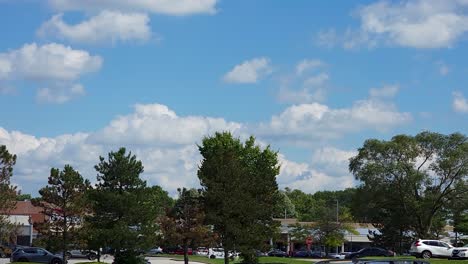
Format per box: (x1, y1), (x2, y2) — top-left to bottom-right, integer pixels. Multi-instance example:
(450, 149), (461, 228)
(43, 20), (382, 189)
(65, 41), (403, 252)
(155, 254), (312, 264)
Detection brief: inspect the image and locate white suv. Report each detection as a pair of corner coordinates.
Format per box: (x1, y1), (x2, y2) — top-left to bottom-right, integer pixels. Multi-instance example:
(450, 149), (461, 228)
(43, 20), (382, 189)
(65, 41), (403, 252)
(409, 239), (453, 259)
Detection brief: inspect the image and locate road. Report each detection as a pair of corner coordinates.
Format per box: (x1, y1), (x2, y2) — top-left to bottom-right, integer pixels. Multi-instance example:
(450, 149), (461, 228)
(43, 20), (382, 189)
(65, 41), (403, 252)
(0, 256), (204, 264)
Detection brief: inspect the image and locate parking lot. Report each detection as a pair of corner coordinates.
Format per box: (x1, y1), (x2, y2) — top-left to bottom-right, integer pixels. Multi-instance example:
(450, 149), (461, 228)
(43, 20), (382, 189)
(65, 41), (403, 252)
(0, 256), (199, 264)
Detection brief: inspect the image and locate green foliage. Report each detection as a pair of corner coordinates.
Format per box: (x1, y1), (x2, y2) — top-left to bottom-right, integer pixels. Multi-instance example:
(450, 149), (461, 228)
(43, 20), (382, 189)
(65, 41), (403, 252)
(0, 145), (17, 242)
(349, 131), (468, 242)
(16, 193), (32, 201)
(85, 147), (169, 264)
(198, 132), (281, 264)
(272, 190), (297, 219)
(34, 165), (90, 259)
(160, 187), (208, 264)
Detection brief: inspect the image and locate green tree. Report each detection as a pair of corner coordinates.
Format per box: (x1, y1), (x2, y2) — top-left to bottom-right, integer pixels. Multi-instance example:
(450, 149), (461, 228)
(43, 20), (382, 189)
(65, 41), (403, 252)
(34, 165), (90, 262)
(0, 145), (17, 243)
(86, 148), (162, 264)
(198, 132), (280, 264)
(349, 131), (468, 240)
(273, 190), (297, 219)
(16, 193), (32, 201)
(284, 188), (318, 221)
(160, 188), (208, 264)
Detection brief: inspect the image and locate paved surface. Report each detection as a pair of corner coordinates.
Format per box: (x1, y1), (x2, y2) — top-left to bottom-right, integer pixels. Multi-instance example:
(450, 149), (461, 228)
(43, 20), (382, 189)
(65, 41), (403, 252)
(0, 256), (204, 264)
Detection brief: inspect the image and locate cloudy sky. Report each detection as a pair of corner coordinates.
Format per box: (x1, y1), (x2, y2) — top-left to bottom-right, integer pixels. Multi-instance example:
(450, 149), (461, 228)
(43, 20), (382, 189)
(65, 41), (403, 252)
(0, 0), (467, 196)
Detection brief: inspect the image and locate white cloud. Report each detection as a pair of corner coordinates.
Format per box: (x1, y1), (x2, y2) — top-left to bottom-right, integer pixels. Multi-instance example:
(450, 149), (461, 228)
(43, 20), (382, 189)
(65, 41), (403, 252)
(38, 11), (152, 44)
(48, 0), (218, 16)
(311, 147), (357, 176)
(296, 59), (324, 75)
(278, 60), (329, 104)
(277, 154), (356, 193)
(260, 98), (411, 140)
(89, 103), (243, 145)
(318, 0), (468, 49)
(453, 91), (468, 113)
(0, 43), (102, 103)
(369, 85), (400, 98)
(223, 57), (272, 84)
(37, 83), (86, 104)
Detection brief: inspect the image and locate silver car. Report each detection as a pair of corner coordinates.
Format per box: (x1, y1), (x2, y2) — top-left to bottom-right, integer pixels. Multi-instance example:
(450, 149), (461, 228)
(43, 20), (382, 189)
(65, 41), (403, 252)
(11, 247), (63, 264)
(409, 239), (453, 259)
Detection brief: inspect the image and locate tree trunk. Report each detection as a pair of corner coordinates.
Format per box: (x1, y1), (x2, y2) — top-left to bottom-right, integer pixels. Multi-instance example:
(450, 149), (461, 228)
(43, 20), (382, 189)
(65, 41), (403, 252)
(184, 242), (189, 264)
(224, 248), (229, 264)
(63, 216), (68, 264)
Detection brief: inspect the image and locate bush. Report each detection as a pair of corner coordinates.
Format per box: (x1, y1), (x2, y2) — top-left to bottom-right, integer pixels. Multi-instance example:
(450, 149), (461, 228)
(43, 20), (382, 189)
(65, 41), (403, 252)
(113, 250), (147, 264)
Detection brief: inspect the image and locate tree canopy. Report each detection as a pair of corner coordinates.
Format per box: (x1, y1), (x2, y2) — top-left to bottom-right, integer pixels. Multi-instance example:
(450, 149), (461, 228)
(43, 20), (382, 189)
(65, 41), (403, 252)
(349, 131), (468, 241)
(0, 145), (17, 243)
(198, 132), (280, 264)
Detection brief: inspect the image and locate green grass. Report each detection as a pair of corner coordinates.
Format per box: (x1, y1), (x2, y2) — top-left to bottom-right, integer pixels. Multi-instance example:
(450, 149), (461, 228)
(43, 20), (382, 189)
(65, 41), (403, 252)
(154, 254), (312, 264)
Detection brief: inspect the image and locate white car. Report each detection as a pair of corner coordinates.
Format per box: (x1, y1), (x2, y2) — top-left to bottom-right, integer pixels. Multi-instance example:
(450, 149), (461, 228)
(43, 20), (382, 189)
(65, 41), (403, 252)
(147, 247), (163, 255)
(409, 239), (453, 259)
(207, 248), (238, 259)
(449, 244), (468, 260)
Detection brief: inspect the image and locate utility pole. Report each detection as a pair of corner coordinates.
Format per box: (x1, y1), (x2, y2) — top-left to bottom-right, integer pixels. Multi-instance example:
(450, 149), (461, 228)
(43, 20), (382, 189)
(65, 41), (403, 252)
(336, 199), (339, 254)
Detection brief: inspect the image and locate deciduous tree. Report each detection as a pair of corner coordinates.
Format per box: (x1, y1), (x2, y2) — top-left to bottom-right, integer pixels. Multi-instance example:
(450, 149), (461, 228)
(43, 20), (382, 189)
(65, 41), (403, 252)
(0, 145), (17, 243)
(349, 131), (468, 240)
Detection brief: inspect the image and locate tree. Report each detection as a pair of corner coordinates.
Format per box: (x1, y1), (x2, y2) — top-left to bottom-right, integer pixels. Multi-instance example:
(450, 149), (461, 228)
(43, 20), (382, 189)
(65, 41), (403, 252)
(311, 202), (357, 254)
(160, 188), (208, 264)
(86, 148), (162, 264)
(16, 193), (32, 201)
(34, 165), (90, 262)
(198, 132), (280, 264)
(273, 190), (297, 219)
(349, 131), (468, 240)
(0, 145), (17, 243)
(284, 188), (318, 221)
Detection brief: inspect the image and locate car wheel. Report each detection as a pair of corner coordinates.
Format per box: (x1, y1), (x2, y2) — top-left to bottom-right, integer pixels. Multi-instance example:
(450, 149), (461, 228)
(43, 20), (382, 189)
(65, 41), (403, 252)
(210, 255), (216, 259)
(89, 253), (97, 260)
(18, 257), (29, 262)
(65, 252), (72, 259)
(51, 258), (62, 264)
(422, 251), (432, 259)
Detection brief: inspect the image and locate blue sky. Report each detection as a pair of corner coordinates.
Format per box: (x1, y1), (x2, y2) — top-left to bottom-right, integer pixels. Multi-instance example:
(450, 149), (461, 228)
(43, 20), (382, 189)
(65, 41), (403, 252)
(0, 0), (467, 196)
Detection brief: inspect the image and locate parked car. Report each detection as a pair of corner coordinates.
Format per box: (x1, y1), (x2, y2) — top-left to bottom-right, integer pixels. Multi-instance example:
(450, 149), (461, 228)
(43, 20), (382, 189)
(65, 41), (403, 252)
(57, 249), (97, 260)
(347, 247), (394, 260)
(207, 248), (237, 259)
(328, 252), (349, 259)
(293, 250), (311, 258)
(195, 247), (209, 256)
(255, 250), (268, 257)
(163, 246), (193, 255)
(409, 239), (453, 259)
(449, 244), (468, 260)
(268, 249), (288, 257)
(11, 247), (63, 264)
(147, 247), (163, 255)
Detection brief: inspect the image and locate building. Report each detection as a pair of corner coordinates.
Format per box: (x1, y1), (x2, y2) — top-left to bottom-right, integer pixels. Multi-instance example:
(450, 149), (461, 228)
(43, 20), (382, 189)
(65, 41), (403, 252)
(1, 201), (45, 246)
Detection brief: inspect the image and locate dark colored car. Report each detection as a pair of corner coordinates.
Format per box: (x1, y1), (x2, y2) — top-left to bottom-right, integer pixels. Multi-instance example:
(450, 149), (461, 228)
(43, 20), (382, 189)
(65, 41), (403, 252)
(268, 249), (288, 257)
(57, 249), (97, 260)
(347, 247), (394, 260)
(11, 247), (63, 264)
(293, 250), (311, 258)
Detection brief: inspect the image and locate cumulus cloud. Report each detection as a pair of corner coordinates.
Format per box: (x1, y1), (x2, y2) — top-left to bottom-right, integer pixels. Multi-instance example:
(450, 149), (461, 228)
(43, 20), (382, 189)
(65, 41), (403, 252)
(38, 11), (152, 44)
(223, 57), (272, 84)
(317, 0), (468, 49)
(89, 103), (243, 145)
(0, 43), (102, 103)
(453, 91), (468, 113)
(259, 98), (411, 141)
(48, 0), (218, 16)
(277, 154), (356, 193)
